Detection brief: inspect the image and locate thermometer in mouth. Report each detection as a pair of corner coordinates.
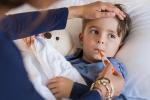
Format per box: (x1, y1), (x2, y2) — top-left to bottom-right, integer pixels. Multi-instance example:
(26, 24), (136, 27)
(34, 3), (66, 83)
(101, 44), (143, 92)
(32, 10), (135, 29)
(99, 51), (119, 76)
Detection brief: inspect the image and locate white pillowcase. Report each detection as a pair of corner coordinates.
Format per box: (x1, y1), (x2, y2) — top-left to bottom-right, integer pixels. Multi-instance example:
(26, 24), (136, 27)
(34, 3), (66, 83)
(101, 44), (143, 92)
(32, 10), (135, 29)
(115, 1), (150, 99)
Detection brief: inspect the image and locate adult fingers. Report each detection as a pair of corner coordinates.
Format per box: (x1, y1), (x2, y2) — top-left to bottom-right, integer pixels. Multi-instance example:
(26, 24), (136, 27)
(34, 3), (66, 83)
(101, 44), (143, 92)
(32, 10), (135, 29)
(97, 63), (112, 79)
(105, 6), (125, 19)
(95, 11), (116, 18)
(99, 2), (125, 20)
(23, 36), (35, 47)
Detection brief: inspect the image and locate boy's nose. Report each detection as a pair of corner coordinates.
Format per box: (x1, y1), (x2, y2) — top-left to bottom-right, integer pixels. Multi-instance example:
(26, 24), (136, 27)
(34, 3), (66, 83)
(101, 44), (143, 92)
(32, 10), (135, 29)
(97, 40), (104, 44)
(97, 34), (105, 44)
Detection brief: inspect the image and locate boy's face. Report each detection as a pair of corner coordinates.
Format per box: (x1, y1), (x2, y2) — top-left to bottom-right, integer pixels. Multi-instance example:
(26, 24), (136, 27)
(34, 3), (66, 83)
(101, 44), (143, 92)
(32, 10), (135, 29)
(80, 17), (122, 62)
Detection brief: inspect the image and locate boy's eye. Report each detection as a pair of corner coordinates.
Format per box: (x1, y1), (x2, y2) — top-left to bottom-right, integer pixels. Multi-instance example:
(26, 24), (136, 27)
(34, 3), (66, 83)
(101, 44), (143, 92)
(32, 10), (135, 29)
(90, 29), (99, 35)
(108, 33), (116, 39)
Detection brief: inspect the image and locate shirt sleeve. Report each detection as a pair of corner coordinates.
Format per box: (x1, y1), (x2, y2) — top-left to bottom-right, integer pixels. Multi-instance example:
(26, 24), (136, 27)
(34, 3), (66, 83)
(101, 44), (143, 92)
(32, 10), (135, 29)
(0, 33), (44, 100)
(0, 8), (68, 40)
(70, 82), (91, 99)
(110, 58), (127, 80)
(118, 63), (127, 80)
(79, 90), (102, 100)
(70, 82), (102, 100)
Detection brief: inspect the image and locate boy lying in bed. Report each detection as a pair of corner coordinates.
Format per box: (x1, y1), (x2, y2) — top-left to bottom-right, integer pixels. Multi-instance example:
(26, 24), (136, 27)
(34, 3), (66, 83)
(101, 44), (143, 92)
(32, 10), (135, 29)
(46, 4), (131, 99)
(22, 4), (131, 100)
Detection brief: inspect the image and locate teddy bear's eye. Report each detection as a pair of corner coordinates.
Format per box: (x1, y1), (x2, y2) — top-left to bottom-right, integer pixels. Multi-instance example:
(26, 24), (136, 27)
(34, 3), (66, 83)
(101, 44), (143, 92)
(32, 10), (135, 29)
(44, 32), (52, 39)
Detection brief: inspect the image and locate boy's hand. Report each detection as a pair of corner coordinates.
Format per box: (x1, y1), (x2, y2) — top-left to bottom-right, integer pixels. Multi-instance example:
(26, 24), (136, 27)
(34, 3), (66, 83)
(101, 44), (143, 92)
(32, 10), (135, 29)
(68, 1), (125, 20)
(47, 76), (73, 99)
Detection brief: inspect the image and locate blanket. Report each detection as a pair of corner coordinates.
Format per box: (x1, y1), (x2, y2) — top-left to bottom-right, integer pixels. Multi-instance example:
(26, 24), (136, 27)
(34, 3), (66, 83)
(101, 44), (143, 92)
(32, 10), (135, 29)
(14, 37), (86, 100)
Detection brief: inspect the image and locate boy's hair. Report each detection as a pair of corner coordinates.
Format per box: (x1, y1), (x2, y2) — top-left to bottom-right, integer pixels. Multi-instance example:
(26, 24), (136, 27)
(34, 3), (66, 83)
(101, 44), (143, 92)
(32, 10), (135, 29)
(82, 4), (131, 42)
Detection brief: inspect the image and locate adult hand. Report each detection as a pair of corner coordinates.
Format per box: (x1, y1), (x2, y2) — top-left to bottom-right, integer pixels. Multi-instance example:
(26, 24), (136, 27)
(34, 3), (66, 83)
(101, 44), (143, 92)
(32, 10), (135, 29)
(22, 33), (45, 47)
(68, 1), (125, 20)
(22, 36), (35, 47)
(47, 76), (73, 99)
(96, 57), (125, 97)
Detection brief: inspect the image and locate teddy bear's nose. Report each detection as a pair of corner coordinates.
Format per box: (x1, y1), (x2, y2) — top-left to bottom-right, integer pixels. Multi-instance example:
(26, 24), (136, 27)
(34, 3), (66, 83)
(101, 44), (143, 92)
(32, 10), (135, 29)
(56, 37), (59, 41)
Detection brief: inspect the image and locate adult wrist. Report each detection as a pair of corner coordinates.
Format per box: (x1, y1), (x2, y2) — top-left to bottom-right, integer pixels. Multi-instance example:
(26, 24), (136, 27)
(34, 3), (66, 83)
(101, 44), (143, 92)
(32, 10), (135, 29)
(90, 77), (114, 100)
(68, 5), (83, 19)
(91, 80), (107, 99)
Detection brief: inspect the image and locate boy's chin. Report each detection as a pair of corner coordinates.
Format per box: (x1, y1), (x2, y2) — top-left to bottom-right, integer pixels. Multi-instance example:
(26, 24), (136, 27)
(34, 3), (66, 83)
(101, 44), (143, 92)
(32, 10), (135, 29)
(94, 55), (102, 60)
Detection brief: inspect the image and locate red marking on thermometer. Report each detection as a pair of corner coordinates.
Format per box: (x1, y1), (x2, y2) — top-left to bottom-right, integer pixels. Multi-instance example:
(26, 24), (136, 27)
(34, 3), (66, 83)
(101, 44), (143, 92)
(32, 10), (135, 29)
(112, 67), (119, 76)
(99, 51), (119, 76)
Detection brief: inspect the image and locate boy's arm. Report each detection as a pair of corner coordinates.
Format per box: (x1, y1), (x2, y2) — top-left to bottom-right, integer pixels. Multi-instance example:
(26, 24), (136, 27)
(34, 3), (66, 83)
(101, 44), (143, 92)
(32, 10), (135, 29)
(47, 76), (90, 99)
(0, 8), (68, 40)
(70, 82), (90, 99)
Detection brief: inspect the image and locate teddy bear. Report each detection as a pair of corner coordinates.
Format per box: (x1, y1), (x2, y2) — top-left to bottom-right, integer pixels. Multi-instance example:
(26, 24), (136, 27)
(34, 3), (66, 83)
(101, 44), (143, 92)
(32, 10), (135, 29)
(44, 29), (76, 56)
(14, 29), (77, 56)
(14, 28), (86, 100)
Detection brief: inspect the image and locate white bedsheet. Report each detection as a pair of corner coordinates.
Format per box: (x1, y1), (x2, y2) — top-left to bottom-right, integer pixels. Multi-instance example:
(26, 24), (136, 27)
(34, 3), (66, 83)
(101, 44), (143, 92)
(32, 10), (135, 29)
(14, 37), (86, 100)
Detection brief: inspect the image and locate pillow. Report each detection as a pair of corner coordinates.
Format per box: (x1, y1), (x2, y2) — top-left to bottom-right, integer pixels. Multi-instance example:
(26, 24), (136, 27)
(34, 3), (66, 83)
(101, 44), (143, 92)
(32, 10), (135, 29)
(115, 1), (150, 99)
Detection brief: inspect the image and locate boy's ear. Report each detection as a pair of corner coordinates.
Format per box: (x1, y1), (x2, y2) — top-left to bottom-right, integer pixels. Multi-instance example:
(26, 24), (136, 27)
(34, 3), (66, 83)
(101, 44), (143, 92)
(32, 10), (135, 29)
(79, 33), (84, 45)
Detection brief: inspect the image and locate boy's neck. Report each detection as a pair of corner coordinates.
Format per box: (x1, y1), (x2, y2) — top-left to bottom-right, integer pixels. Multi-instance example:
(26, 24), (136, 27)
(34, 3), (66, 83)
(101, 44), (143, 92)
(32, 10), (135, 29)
(82, 55), (100, 63)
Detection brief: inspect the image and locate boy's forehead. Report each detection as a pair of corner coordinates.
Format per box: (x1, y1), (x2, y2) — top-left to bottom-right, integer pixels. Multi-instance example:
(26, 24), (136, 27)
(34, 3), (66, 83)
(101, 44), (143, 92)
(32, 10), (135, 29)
(87, 17), (118, 24)
(85, 17), (119, 30)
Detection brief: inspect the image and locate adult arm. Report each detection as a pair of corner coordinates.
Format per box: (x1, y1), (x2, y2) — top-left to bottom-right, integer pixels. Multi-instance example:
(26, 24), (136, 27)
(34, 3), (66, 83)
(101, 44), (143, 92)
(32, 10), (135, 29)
(70, 83), (102, 100)
(0, 33), (44, 100)
(70, 82), (90, 99)
(0, 1), (125, 40)
(79, 90), (102, 100)
(0, 8), (68, 40)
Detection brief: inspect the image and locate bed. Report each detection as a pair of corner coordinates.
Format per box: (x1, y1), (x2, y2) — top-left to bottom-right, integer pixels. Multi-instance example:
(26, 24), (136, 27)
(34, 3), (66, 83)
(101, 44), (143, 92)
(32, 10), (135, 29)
(11, 0), (150, 99)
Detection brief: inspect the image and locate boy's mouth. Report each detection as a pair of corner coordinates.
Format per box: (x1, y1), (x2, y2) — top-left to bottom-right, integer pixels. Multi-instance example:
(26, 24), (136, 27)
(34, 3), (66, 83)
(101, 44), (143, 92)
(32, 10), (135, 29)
(94, 48), (104, 53)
